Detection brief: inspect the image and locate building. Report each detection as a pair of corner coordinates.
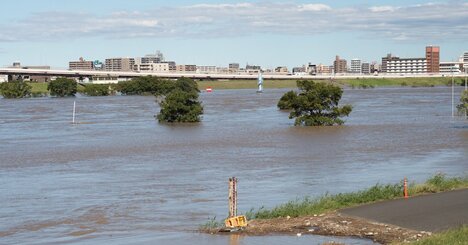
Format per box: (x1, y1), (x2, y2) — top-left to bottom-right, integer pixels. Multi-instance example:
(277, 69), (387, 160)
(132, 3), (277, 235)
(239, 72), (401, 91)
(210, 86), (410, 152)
(0, 75), (7, 83)
(176, 65), (196, 73)
(275, 66), (289, 74)
(229, 63), (240, 72)
(292, 67), (306, 74)
(134, 63), (170, 73)
(463, 51), (468, 72)
(197, 66), (217, 74)
(361, 62), (371, 74)
(386, 58), (427, 74)
(139, 51), (164, 64)
(381, 54), (399, 73)
(333, 56), (347, 73)
(439, 61), (463, 74)
(317, 64), (332, 74)
(350, 59), (361, 73)
(69, 57), (94, 71)
(305, 63), (316, 75)
(105, 58), (135, 72)
(370, 62), (381, 73)
(426, 46), (440, 73)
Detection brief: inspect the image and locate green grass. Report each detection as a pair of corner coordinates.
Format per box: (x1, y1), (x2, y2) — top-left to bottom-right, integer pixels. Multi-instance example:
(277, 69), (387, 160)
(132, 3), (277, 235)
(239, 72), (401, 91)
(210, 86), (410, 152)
(246, 174), (468, 219)
(404, 226), (468, 245)
(197, 77), (467, 90)
(28, 82), (48, 93)
(198, 216), (224, 232)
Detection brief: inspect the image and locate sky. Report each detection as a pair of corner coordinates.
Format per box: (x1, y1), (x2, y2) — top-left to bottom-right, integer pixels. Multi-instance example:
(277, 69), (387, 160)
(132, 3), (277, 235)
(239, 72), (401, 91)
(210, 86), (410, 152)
(0, 0), (467, 69)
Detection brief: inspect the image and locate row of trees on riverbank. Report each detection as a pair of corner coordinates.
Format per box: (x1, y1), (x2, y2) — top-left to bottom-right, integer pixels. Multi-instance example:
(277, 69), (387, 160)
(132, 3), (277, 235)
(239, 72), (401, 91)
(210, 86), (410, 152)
(1, 77), (467, 125)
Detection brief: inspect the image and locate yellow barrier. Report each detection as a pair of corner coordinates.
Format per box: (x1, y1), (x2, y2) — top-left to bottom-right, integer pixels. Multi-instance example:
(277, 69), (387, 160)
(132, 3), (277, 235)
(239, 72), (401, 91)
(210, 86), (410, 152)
(224, 215), (247, 228)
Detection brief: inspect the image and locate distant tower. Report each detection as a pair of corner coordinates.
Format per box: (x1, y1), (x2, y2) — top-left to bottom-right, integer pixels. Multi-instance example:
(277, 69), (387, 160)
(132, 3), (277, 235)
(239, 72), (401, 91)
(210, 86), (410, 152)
(426, 46), (440, 73)
(257, 71), (263, 93)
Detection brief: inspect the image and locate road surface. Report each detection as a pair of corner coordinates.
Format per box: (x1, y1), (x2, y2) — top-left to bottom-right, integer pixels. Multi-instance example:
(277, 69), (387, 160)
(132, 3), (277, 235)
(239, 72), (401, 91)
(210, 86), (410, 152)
(340, 189), (468, 232)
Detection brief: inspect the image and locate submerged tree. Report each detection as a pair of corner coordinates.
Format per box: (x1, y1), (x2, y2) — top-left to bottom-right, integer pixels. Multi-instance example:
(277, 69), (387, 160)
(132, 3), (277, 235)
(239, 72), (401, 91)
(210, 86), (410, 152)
(279, 80), (352, 126)
(156, 78), (203, 123)
(0, 80), (32, 98)
(457, 90), (468, 117)
(48, 78), (77, 97)
(157, 89), (203, 123)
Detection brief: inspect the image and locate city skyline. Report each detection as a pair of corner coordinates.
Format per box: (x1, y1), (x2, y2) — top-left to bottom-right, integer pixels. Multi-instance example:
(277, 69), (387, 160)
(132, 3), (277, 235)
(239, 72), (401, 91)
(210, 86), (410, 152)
(0, 0), (467, 68)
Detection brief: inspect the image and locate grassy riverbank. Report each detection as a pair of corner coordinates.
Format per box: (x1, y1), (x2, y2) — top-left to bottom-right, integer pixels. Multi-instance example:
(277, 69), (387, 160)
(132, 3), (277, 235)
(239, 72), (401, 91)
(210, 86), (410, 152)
(404, 226), (468, 245)
(247, 174), (468, 219)
(26, 77), (466, 94)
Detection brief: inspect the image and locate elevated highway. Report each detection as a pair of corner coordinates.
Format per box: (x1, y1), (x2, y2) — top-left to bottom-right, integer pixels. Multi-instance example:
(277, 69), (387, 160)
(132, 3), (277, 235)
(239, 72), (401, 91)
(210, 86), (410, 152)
(0, 67), (466, 81)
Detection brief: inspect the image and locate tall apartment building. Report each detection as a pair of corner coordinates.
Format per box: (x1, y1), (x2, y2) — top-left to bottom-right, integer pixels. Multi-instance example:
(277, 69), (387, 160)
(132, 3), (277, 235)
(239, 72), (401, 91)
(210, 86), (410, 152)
(333, 56), (347, 73)
(350, 59), (361, 73)
(386, 58), (427, 74)
(69, 57), (94, 71)
(361, 62), (370, 74)
(381, 53), (399, 73)
(426, 46), (440, 73)
(105, 58), (135, 72)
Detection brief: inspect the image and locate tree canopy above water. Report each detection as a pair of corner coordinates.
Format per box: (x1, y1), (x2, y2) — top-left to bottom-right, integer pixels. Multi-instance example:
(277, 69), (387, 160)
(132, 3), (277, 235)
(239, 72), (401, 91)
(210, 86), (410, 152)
(278, 80), (352, 126)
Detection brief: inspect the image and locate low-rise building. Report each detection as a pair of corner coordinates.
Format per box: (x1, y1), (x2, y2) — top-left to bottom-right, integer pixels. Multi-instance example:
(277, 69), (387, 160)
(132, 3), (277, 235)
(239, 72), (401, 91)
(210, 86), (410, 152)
(292, 67), (306, 74)
(387, 58), (427, 74)
(0, 75), (7, 83)
(275, 66), (289, 74)
(439, 61), (463, 74)
(197, 66), (217, 74)
(134, 63), (170, 73)
(176, 65), (196, 73)
(317, 64), (332, 74)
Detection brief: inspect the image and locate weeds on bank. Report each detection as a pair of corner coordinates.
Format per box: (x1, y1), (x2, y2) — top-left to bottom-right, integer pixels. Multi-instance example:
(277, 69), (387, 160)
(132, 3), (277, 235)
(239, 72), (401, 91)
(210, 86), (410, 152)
(404, 226), (468, 245)
(199, 216), (223, 232)
(248, 174), (468, 219)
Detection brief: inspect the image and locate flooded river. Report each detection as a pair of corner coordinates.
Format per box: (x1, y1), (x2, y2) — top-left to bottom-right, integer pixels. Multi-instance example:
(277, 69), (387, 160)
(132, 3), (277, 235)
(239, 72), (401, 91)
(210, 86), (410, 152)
(0, 87), (466, 244)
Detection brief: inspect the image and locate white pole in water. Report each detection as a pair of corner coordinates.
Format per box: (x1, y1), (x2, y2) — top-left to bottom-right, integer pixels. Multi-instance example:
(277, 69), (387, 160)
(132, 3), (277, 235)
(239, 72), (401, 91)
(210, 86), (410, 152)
(451, 67), (454, 119)
(72, 100), (76, 124)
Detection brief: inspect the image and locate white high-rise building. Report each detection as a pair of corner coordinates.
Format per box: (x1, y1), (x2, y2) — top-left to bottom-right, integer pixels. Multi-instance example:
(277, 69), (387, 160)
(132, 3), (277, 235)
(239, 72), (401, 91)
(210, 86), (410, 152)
(350, 59), (362, 73)
(387, 58), (427, 74)
(463, 51), (468, 72)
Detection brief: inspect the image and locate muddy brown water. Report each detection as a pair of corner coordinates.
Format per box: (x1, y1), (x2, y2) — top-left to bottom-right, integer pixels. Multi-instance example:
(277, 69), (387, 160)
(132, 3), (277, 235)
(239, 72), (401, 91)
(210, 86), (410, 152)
(0, 87), (466, 244)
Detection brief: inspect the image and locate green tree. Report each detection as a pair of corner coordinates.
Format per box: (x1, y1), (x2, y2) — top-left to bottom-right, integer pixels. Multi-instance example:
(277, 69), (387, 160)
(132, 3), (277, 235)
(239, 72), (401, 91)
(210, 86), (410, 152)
(48, 78), (77, 97)
(0, 80), (32, 98)
(457, 90), (468, 117)
(281, 80), (352, 126)
(82, 84), (111, 96)
(157, 89), (203, 123)
(277, 90), (297, 110)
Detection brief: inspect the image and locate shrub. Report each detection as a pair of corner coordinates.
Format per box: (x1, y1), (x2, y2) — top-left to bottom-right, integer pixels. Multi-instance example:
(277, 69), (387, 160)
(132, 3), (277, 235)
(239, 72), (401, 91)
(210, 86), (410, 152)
(48, 78), (77, 97)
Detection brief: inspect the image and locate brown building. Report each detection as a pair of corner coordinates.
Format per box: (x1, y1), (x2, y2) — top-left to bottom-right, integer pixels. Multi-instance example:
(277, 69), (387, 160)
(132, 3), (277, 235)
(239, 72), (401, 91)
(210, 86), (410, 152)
(69, 57), (94, 71)
(176, 64), (196, 73)
(381, 53), (399, 73)
(333, 55), (347, 73)
(426, 46), (440, 73)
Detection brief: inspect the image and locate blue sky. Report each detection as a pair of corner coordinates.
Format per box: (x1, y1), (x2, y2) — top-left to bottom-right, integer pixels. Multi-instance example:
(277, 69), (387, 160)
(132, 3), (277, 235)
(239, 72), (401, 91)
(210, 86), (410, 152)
(0, 0), (467, 69)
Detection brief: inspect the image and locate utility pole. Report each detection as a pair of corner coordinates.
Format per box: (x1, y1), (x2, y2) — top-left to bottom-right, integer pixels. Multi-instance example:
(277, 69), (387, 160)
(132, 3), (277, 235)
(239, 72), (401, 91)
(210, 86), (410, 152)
(451, 66), (454, 119)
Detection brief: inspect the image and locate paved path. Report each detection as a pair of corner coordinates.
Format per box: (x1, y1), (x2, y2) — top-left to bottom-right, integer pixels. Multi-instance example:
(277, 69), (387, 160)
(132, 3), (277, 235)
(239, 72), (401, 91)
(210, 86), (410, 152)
(340, 189), (468, 232)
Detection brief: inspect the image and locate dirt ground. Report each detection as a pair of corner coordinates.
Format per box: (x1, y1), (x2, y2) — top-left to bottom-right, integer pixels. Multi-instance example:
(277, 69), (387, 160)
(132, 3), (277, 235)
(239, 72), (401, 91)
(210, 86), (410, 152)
(203, 212), (433, 244)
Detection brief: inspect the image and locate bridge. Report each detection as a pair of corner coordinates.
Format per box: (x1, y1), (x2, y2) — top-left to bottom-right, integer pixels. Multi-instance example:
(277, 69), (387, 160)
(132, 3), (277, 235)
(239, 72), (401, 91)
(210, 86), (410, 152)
(0, 67), (466, 82)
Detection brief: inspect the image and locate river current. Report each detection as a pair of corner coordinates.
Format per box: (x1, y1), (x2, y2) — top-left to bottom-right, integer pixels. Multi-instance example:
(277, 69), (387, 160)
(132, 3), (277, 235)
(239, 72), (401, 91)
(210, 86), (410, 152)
(0, 87), (466, 244)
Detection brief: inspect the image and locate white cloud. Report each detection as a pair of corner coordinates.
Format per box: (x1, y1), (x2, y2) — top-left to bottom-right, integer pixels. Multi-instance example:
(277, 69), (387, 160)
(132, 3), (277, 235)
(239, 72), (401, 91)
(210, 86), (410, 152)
(369, 6), (397, 12)
(298, 4), (332, 11)
(0, 2), (467, 42)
